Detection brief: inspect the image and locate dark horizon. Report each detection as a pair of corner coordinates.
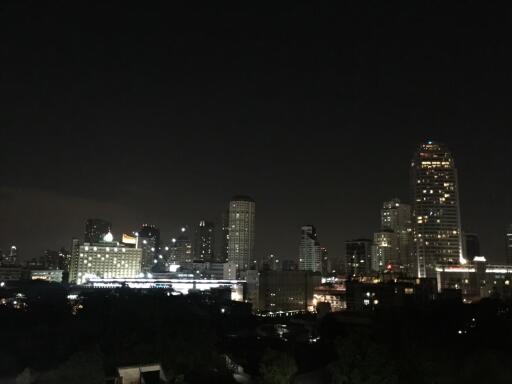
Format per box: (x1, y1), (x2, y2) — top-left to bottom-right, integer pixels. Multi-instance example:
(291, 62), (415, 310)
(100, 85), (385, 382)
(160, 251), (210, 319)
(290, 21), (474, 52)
(1, 2), (511, 263)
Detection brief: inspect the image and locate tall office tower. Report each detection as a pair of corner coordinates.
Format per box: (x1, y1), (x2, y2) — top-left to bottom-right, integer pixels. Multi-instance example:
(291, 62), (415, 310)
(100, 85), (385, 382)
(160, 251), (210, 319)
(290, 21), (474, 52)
(463, 232), (480, 262)
(69, 233), (142, 284)
(411, 141), (464, 278)
(171, 227), (193, 265)
(84, 219), (111, 243)
(227, 195), (256, 275)
(137, 224), (160, 272)
(506, 225), (512, 265)
(371, 230), (399, 272)
(299, 225), (322, 272)
(345, 239), (372, 277)
(382, 199), (413, 269)
(194, 220), (215, 261)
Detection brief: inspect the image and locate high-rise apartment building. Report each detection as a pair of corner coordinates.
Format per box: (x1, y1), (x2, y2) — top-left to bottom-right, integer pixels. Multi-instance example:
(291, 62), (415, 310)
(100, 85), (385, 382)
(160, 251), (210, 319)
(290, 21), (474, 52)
(84, 219), (111, 243)
(411, 141), (464, 278)
(227, 195), (255, 275)
(299, 225), (322, 272)
(194, 220), (215, 261)
(346, 239), (372, 277)
(376, 198), (413, 273)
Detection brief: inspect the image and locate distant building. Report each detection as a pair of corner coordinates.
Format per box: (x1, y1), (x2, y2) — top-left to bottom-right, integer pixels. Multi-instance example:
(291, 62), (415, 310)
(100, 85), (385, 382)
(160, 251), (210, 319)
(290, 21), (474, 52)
(170, 227), (193, 265)
(371, 230), (399, 272)
(2, 245), (18, 265)
(436, 258), (512, 303)
(227, 195), (256, 275)
(381, 199), (413, 273)
(346, 278), (437, 312)
(137, 224), (160, 273)
(220, 211), (230, 263)
(0, 265), (24, 281)
(194, 220), (215, 261)
(411, 141), (464, 278)
(321, 247), (331, 276)
(30, 269), (63, 283)
(282, 259), (298, 271)
(84, 218), (111, 243)
(262, 254), (280, 271)
(40, 248), (70, 271)
(506, 225), (512, 265)
(299, 225), (322, 272)
(346, 239), (372, 277)
(255, 270), (322, 312)
(463, 233), (480, 262)
(313, 279), (346, 312)
(69, 232), (143, 284)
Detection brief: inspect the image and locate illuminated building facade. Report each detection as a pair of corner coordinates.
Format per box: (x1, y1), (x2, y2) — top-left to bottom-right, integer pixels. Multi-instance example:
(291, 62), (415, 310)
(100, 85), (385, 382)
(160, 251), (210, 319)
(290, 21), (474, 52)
(227, 195), (255, 275)
(84, 218), (111, 243)
(436, 258), (512, 302)
(194, 220), (215, 261)
(69, 233), (143, 284)
(411, 141), (464, 278)
(346, 239), (372, 277)
(371, 230), (399, 272)
(381, 199), (413, 273)
(30, 269), (63, 283)
(299, 225), (322, 272)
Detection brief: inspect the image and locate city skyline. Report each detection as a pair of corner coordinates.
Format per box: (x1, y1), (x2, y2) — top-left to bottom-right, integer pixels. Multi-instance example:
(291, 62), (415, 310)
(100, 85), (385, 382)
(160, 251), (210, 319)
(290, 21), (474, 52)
(1, 138), (509, 267)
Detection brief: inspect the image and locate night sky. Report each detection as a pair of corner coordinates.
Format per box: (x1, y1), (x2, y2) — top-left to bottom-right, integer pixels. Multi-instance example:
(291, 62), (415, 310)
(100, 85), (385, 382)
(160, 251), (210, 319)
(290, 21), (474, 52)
(1, 2), (511, 263)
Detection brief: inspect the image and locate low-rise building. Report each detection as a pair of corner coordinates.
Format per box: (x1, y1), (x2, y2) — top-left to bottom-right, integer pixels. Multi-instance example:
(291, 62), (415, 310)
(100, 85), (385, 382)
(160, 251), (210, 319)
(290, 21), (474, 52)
(253, 270), (322, 313)
(30, 269), (63, 283)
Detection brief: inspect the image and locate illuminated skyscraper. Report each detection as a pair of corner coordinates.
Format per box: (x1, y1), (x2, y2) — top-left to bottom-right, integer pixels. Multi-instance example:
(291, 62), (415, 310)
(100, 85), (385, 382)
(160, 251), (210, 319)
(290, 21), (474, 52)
(227, 195), (255, 275)
(299, 225), (322, 272)
(194, 220), (215, 261)
(84, 219), (111, 243)
(411, 141), (464, 278)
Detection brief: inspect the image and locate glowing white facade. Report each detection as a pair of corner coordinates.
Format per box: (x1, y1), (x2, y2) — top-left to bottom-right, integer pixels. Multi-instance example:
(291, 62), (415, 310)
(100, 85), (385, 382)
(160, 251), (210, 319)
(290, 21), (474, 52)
(411, 141), (464, 278)
(227, 196), (255, 275)
(70, 238), (142, 284)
